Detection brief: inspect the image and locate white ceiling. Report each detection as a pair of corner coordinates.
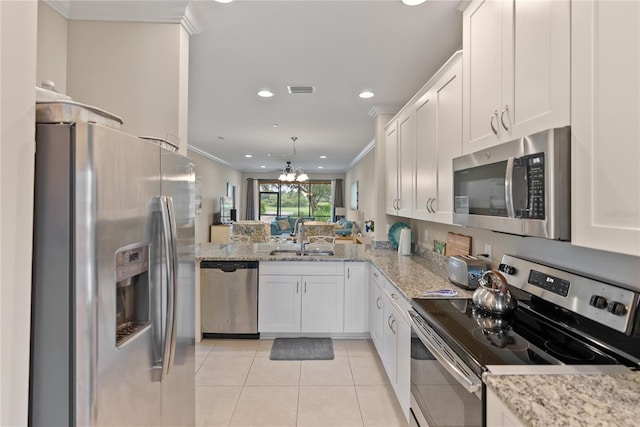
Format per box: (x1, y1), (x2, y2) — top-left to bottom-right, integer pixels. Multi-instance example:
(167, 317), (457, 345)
(55, 0), (463, 174)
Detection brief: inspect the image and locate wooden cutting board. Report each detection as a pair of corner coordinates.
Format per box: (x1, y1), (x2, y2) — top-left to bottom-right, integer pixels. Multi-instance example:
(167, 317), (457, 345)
(445, 232), (471, 257)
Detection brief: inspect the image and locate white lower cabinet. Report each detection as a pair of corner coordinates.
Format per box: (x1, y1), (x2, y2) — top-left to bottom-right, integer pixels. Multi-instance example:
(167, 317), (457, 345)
(259, 262), (344, 334)
(369, 266), (411, 423)
(486, 387), (525, 427)
(369, 269), (384, 354)
(343, 262), (369, 334)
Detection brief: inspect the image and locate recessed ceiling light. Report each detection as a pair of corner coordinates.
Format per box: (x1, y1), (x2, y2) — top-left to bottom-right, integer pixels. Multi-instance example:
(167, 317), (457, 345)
(260, 165), (266, 169)
(272, 123), (279, 128)
(317, 166), (324, 169)
(359, 91), (375, 99)
(319, 155), (327, 159)
(244, 154), (252, 158)
(214, 0), (234, 4)
(402, 0), (427, 5)
(257, 90), (274, 98)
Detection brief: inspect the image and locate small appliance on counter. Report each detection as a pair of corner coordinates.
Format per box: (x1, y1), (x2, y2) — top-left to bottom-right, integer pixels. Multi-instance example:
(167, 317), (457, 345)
(447, 255), (488, 290)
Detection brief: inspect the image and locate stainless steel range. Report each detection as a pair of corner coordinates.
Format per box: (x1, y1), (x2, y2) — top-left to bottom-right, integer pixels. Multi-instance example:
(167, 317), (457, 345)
(408, 254), (640, 427)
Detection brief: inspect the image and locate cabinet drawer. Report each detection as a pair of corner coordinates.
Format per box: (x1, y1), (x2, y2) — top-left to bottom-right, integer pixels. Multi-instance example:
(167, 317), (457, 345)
(383, 279), (411, 321)
(370, 266), (383, 287)
(260, 261), (344, 276)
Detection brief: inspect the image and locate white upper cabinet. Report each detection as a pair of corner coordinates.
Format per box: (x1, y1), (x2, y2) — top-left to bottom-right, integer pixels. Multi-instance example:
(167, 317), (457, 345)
(462, 0), (570, 154)
(571, 0), (640, 257)
(385, 122), (399, 215)
(385, 113), (415, 217)
(414, 53), (462, 223)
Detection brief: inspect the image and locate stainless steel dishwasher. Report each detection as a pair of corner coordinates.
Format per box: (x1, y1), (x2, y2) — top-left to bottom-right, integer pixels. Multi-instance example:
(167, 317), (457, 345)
(200, 260), (259, 338)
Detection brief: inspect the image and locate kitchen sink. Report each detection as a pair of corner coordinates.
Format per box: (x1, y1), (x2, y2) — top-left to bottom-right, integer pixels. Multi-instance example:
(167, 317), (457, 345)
(268, 249), (334, 256)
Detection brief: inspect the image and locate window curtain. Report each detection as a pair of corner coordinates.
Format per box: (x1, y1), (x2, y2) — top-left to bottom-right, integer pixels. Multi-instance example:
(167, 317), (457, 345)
(245, 178), (256, 220)
(333, 179), (344, 221)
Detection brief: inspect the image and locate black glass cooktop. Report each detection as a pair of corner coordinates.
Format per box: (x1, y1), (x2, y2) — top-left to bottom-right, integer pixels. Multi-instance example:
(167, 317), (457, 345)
(411, 298), (622, 371)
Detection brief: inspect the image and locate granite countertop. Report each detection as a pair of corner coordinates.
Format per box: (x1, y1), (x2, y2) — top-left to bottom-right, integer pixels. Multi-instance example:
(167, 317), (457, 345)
(196, 242), (474, 300)
(484, 369), (640, 427)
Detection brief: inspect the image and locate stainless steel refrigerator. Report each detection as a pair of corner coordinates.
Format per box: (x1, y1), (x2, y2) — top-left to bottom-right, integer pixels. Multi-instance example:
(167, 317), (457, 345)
(30, 116), (195, 426)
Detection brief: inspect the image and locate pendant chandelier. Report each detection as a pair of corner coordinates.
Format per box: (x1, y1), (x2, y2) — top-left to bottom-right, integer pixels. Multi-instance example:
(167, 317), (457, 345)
(278, 137), (308, 182)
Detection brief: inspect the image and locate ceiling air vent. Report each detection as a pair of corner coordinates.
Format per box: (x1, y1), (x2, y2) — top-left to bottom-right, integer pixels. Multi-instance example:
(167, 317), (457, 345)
(287, 85), (315, 94)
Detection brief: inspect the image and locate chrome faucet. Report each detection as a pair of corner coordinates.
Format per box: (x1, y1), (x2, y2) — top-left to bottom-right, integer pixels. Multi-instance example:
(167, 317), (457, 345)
(297, 219), (308, 255)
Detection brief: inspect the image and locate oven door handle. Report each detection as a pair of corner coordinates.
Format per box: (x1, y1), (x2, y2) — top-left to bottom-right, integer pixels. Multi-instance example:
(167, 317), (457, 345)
(409, 310), (482, 394)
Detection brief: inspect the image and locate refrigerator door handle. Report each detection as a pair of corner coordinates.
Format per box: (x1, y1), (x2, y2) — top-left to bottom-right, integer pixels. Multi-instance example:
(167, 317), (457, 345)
(159, 195), (178, 379)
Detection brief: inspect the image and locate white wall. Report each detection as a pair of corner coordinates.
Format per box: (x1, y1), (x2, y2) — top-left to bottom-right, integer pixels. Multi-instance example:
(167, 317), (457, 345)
(189, 150), (243, 244)
(373, 113), (394, 242)
(36, 1), (67, 93)
(66, 21), (190, 155)
(0, 2), (37, 425)
(345, 147), (375, 233)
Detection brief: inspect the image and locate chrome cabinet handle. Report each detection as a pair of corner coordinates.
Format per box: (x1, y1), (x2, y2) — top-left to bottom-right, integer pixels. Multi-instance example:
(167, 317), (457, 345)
(500, 105), (511, 132)
(347, 268), (350, 280)
(297, 282), (299, 293)
(390, 293), (397, 300)
(429, 198), (436, 213)
(373, 272), (379, 278)
(376, 297), (382, 310)
(490, 110), (499, 136)
(388, 315), (396, 334)
(304, 282), (307, 293)
(426, 197), (432, 213)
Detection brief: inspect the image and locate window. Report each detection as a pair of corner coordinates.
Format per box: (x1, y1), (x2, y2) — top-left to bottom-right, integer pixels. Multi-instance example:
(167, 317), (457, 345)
(259, 180), (332, 223)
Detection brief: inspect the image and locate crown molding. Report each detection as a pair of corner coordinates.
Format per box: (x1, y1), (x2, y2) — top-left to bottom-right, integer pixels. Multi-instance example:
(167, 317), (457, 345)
(188, 145), (234, 168)
(368, 104), (399, 117)
(43, 0), (201, 34)
(44, 1), (70, 18)
(348, 138), (376, 170)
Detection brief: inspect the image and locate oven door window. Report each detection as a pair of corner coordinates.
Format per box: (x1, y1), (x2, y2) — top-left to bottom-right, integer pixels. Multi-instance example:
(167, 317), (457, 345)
(410, 333), (482, 427)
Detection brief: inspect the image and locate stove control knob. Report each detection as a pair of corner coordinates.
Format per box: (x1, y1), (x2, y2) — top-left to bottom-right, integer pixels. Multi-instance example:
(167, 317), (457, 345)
(498, 263), (517, 275)
(589, 295), (608, 309)
(607, 301), (627, 316)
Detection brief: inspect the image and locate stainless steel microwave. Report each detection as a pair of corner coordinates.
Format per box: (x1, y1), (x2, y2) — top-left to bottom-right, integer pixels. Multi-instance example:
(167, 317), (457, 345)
(452, 127), (570, 240)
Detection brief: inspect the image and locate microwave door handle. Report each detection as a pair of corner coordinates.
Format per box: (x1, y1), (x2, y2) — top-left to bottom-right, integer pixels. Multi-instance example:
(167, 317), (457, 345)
(505, 157), (516, 218)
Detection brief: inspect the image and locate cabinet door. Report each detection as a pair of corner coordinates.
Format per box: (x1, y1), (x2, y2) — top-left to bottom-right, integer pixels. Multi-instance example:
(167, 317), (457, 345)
(369, 271), (384, 353)
(414, 91), (437, 220)
(571, 0), (640, 256)
(385, 122), (399, 214)
(463, 0), (505, 151)
(382, 300), (398, 384)
(395, 314), (411, 422)
(508, 0), (570, 139)
(397, 111), (415, 217)
(258, 275), (300, 333)
(301, 275), (344, 333)
(344, 263), (369, 334)
(431, 58), (463, 223)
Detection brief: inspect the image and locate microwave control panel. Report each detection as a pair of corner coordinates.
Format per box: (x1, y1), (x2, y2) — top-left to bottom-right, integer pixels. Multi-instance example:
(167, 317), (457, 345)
(525, 153), (545, 219)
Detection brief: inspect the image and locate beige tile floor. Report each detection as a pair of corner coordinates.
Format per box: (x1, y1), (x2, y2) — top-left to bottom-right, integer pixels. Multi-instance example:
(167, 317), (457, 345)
(195, 338), (411, 427)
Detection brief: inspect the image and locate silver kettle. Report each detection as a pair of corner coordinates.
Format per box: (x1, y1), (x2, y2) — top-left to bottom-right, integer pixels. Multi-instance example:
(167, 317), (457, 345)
(471, 270), (517, 314)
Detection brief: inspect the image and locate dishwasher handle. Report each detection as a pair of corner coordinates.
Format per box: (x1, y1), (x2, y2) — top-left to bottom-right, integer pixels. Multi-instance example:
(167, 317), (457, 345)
(200, 261), (259, 271)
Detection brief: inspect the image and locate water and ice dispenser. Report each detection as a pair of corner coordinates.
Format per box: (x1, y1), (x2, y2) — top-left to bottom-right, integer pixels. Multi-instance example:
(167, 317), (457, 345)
(115, 244), (151, 347)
